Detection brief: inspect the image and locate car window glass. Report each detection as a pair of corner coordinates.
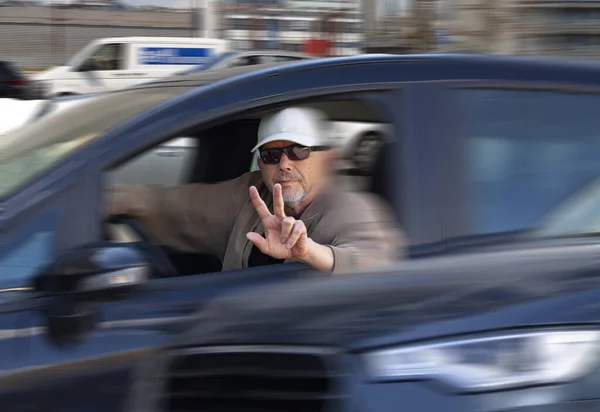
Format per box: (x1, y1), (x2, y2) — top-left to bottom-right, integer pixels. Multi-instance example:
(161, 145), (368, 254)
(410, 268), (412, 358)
(0, 86), (191, 199)
(231, 55), (261, 67)
(107, 137), (199, 187)
(261, 56), (278, 64)
(85, 43), (123, 71)
(250, 150), (259, 171)
(276, 56), (303, 62)
(460, 89), (600, 235)
(1, 209), (59, 286)
(0, 133), (98, 197)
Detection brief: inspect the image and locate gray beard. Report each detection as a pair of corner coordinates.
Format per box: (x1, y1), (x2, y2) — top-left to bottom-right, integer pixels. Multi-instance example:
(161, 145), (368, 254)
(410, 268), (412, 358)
(263, 171), (309, 209)
(282, 189), (307, 209)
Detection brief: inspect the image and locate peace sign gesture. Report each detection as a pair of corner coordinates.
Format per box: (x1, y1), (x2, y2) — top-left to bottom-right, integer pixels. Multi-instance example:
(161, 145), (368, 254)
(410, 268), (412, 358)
(246, 184), (309, 261)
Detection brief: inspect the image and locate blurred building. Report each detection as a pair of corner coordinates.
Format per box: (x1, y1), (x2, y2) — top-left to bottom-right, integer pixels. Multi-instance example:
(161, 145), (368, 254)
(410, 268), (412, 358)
(448, 0), (600, 57)
(513, 0), (600, 57)
(219, 0), (364, 56)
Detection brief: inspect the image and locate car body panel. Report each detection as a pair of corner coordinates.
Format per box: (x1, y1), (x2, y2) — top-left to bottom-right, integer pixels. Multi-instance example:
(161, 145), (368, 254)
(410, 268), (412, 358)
(167, 239), (600, 349)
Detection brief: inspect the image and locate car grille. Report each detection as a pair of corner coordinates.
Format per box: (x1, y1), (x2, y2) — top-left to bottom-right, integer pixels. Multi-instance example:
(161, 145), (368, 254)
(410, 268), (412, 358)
(159, 346), (349, 412)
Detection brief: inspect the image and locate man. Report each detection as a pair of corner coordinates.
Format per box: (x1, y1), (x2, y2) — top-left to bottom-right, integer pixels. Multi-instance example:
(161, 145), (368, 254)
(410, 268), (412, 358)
(105, 106), (405, 274)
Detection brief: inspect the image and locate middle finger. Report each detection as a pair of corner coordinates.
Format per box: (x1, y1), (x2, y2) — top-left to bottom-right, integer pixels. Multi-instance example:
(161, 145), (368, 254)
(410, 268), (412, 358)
(280, 216), (295, 244)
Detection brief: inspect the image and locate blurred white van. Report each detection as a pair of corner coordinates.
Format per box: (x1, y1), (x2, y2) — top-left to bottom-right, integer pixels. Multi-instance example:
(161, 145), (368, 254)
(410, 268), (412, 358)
(32, 37), (228, 98)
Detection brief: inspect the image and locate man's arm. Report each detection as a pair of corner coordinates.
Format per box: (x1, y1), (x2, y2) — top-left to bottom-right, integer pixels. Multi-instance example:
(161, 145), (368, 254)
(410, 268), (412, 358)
(246, 186), (405, 274)
(324, 192), (406, 274)
(104, 172), (261, 258)
(295, 239), (335, 272)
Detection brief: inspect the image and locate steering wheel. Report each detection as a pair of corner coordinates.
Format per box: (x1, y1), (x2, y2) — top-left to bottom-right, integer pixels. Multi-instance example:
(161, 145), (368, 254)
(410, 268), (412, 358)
(106, 215), (178, 278)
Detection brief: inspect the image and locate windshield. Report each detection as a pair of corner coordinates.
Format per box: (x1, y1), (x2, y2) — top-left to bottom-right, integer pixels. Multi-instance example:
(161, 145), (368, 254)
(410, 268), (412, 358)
(0, 86), (192, 199)
(177, 51), (237, 75)
(530, 176), (600, 239)
(66, 41), (99, 67)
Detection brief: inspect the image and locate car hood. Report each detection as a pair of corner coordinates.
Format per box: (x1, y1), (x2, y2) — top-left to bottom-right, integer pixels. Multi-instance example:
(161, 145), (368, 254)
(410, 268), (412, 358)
(32, 66), (67, 81)
(174, 241), (600, 350)
(0, 98), (46, 136)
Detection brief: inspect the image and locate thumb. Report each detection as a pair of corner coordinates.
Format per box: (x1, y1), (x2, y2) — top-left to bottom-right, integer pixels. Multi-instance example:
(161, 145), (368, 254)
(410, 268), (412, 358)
(247, 232), (268, 253)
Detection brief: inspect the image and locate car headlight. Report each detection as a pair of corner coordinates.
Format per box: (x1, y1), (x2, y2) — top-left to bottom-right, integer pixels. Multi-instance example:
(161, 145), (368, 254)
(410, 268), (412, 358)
(364, 330), (600, 392)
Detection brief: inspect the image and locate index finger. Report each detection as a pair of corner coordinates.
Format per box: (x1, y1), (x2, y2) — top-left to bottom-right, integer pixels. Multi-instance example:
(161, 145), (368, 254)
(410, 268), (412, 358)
(273, 183), (286, 218)
(249, 186), (272, 220)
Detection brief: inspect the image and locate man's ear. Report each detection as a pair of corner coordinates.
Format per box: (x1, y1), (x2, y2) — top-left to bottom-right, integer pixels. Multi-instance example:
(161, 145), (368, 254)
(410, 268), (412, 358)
(257, 156), (264, 171)
(327, 148), (341, 162)
(324, 149), (341, 173)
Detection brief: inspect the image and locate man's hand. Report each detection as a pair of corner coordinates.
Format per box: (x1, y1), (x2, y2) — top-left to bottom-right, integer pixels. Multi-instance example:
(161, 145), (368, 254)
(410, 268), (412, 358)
(246, 184), (334, 271)
(246, 184), (309, 260)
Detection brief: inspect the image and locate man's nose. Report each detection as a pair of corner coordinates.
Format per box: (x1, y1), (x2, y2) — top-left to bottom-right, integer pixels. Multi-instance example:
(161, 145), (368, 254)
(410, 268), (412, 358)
(278, 153), (293, 171)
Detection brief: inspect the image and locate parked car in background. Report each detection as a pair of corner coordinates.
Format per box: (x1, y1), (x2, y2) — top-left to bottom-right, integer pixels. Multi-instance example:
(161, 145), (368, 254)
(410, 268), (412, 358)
(31, 36), (229, 98)
(5, 54), (600, 411)
(0, 61), (30, 99)
(176, 50), (316, 75)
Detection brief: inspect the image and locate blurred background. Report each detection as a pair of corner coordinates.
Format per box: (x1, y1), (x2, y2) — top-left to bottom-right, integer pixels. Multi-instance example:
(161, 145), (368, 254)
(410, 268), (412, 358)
(2, 0), (597, 72)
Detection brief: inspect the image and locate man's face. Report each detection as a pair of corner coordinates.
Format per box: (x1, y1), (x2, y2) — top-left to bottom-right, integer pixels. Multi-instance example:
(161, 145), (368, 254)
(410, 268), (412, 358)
(258, 140), (330, 209)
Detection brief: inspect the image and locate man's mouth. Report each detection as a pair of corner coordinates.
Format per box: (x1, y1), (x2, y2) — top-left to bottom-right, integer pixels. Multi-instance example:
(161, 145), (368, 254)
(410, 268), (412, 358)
(276, 179), (298, 185)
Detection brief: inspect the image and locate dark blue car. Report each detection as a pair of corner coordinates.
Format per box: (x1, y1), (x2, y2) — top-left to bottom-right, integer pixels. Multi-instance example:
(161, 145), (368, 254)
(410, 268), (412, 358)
(4, 54), (600, 411)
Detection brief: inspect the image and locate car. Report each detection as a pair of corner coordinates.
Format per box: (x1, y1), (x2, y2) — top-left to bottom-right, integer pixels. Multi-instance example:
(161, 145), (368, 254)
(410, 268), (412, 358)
(31, 37), (229, 98)
(0, 60), (30, 99)
(175, 50), (316, 76)
(3, 53), (600, 411)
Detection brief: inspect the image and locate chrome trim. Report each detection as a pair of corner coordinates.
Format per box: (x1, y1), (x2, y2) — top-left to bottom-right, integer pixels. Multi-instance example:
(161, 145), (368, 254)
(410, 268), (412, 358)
(0, 287), (32, 293)
(174, 345), (341, 357)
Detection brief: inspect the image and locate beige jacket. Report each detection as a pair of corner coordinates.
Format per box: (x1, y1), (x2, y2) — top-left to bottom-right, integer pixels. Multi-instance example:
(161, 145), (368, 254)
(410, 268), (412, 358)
(106, 171), (406, 274)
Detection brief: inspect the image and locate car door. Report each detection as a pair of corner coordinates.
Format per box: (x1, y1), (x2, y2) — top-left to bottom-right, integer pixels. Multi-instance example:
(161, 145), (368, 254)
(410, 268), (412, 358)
(0, 63), (433, 410)
(74, 43), (131, 94)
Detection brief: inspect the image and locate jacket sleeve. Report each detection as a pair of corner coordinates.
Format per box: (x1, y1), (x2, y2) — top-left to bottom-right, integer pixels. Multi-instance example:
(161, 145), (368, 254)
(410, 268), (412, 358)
(326, 192), (406, 274)
(104, 172), (261, 259)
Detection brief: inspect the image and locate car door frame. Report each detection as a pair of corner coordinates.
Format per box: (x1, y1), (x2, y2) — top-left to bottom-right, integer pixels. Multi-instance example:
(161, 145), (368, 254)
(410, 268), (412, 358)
(439, 78), (600, 252)
(91, 93), (442, 261)
(3, 61), (449, 287)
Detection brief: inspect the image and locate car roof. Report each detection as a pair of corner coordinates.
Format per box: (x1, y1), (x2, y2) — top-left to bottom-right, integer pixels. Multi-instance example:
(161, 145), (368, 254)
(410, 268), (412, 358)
(129, 60), (298, 89)
(232, 50), (315, 58)
(127, 52), (600, 93)
(94, 36), (227, 44)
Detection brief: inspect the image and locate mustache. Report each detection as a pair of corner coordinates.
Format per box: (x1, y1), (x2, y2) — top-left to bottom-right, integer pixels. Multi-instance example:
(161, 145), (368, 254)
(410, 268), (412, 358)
(273, 172), (302, 181)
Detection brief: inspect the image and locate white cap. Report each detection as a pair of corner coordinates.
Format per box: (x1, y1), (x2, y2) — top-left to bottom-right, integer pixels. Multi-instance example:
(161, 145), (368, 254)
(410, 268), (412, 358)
(251, 107), (328, 152)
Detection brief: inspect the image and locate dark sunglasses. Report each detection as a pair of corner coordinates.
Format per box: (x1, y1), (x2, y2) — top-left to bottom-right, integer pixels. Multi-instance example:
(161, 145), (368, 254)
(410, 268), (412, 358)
(259, 144), (329, 165)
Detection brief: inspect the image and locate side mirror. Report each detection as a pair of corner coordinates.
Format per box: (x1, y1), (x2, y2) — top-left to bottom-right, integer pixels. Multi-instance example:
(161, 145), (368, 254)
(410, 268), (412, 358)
(32, 243), (150, 346)
(33, 242), (149, 299)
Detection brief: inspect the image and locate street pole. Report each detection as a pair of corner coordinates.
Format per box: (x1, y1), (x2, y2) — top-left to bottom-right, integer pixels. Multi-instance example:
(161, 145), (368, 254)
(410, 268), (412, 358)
(203, 0), (214, 38)
(50, 0), (55, 64)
